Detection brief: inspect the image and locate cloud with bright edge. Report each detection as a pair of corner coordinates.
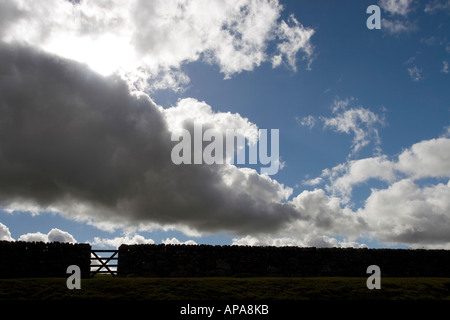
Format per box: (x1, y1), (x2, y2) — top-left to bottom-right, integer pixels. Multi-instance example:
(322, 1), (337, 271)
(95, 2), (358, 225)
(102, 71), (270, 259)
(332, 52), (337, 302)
(18, 228), (77, 243)
(0, 222), (14, 241)
(91, 234), (155, 248)
(162, 238), (198, 245)
(308, 137), (450, 199)
(0, 0), (315, 92)
(1, 43), (449, 247)
(0, 42), (299, 238)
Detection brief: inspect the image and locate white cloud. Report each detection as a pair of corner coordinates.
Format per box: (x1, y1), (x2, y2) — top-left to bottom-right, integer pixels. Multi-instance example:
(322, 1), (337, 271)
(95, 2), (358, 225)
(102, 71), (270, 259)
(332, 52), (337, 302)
(291, 189), (366, 238)
(323, 156), (396, 201)
(164, 97), (259, 146)
(18, 232), (48, 243)
(273, 14), (315, 71)
(1, 0), (315, 91)
(268, 167), (450, 248)
(379, 0), (414, 15)
(382, 18), (417, 34)
(395, 138), (450, 179)
(302, 177), (323, 186)
(162, 237), (197, 245)
(407, 65), (423, 81)
(424, 0), (450, 14)
(232, 234), (366, 248)
(299, 98), (384, 157)
(18, 228), (77, 243)
(316, 137), (450, 200)
(379, 0), (417, 35)
(0, 222), (14, 241)
(361, 179), (450, 245)
(47, 228), (77, 243)
(92, 235), (197, 248)
(442, 61), (449, 73)
(319, 99), (384, 156)
(92, 234), (154, 248)
(297, 115), (316, 129)
(294, 136), (450, 247)
(443, 126), (450, 138)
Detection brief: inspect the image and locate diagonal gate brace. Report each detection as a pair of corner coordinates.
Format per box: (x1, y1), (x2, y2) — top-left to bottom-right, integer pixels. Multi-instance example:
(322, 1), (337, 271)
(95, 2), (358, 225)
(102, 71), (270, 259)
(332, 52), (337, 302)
(90, 250), (118, 277)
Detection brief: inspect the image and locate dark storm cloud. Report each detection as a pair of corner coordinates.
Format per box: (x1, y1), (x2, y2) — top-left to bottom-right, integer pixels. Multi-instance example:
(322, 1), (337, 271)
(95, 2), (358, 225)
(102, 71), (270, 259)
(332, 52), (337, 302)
(0, 42), (300, 235)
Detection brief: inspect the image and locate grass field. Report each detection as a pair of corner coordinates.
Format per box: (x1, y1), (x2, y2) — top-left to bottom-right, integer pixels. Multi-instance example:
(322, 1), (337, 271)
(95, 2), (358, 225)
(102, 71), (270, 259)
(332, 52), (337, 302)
(1, 276), (450, 300)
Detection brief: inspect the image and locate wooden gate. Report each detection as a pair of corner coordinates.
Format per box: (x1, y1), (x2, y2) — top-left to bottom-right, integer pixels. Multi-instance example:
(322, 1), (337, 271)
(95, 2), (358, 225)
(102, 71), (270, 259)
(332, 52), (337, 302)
(90, 250), (118, 277)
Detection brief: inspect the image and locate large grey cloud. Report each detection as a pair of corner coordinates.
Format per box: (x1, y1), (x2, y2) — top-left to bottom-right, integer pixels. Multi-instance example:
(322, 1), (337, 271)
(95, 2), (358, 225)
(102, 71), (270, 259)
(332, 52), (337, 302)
(0, 42), (300, 235)
(3, 42), (449, 248)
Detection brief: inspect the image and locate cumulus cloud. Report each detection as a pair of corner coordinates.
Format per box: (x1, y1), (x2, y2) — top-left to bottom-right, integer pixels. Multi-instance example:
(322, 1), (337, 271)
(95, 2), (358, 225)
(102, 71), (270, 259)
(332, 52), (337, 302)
(0, 222), (14, 241)
(0, 0), (315, 91)
(322, 156), (397, 201)
(162, 237), (197, 245)
(395, 138), (450, 178)
(296, 136), (450, 247)
(92, 235), (197, 248)
(361, 179), (450, 245)
(18, 232), (48, 243)
(92, 234), (155, 248)
(0, 42), (300, 237)
(232, 234), (366, 248)
(311, 137), (450, 200)
(164, 97), (259, 146)
(18, 228), (77, 243)
(291, 189), (367, 238)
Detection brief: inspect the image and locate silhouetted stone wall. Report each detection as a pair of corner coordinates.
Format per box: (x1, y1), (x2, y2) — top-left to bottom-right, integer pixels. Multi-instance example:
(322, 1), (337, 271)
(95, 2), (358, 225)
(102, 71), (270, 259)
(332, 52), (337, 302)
(0, 241), (91, 278)
(118, 244), (450, 277)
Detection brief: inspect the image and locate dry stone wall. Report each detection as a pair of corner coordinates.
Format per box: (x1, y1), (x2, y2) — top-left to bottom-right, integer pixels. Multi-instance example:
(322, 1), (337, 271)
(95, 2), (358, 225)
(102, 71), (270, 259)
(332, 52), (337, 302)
(0, 241), (91, 278)
(2, 241), (450, 278)
(118, 244), (450, 277)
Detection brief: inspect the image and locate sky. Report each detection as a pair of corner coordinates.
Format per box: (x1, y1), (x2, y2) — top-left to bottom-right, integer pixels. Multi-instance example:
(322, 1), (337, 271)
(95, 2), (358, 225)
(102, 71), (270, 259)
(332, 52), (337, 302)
(0, 0), (449, 249)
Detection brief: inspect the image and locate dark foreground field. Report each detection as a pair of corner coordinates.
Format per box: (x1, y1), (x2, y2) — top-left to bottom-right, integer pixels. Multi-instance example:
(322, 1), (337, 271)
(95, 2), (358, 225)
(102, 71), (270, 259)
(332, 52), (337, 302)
(1, 277), (450, 300)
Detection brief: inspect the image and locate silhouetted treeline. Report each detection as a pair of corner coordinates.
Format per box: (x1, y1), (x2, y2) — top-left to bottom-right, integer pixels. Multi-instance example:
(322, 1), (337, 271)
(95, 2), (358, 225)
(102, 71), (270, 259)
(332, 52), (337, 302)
(118, 244), (450, 277)
(0, 241), (90, 278)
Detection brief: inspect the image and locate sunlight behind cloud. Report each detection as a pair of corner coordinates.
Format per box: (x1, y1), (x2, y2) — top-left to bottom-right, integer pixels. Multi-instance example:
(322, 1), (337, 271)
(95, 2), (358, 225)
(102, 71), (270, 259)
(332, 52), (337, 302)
(1, 0), (315, 92)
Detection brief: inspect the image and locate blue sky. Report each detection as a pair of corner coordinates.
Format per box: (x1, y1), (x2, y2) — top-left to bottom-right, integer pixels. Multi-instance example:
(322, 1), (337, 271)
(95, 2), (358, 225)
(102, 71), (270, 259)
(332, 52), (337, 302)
(0, 0), (449, 249)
